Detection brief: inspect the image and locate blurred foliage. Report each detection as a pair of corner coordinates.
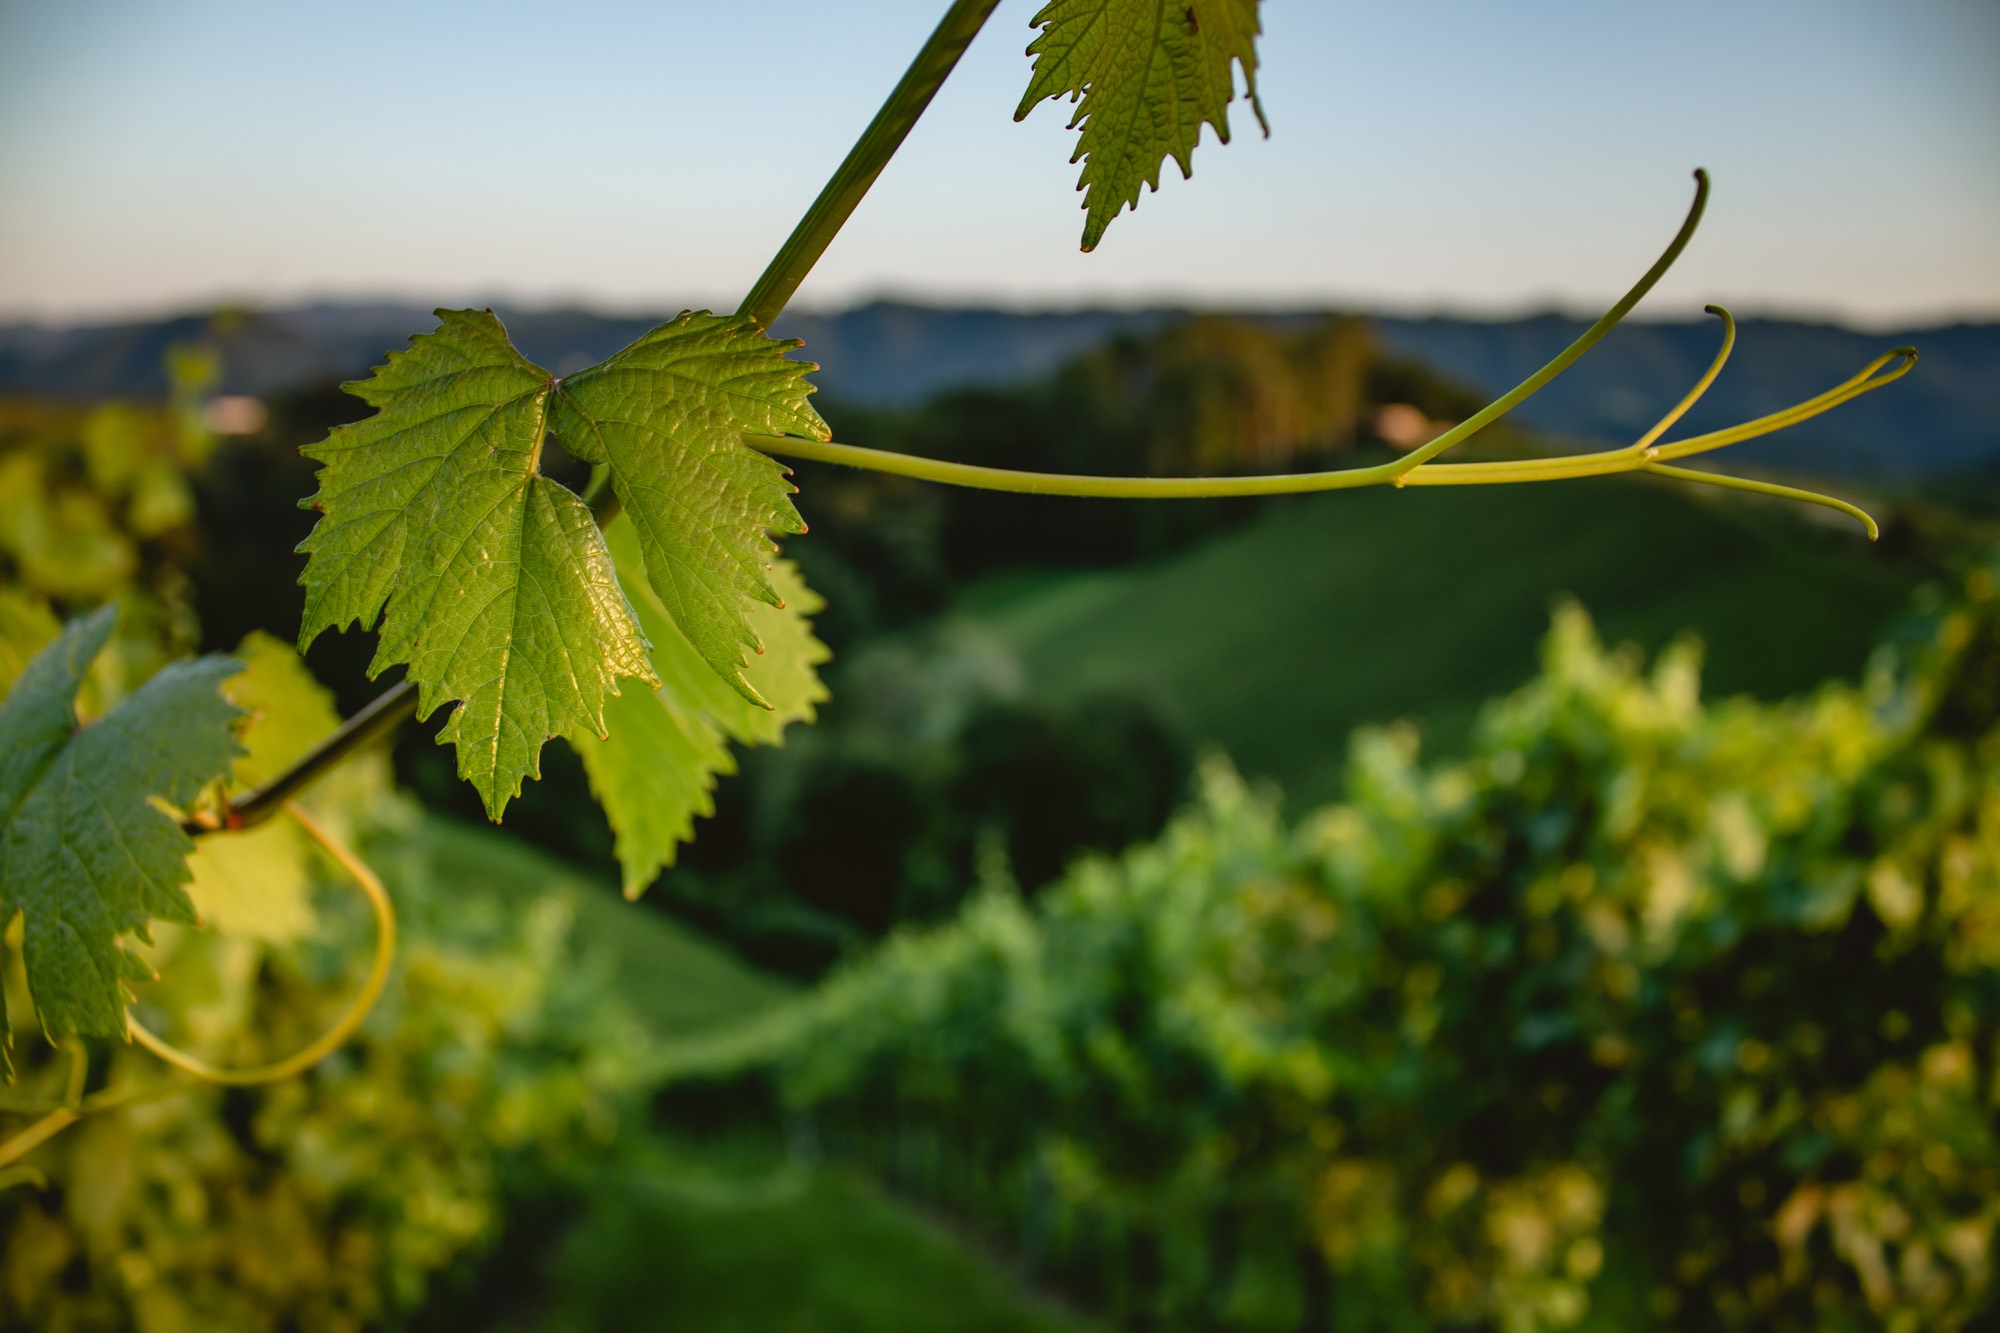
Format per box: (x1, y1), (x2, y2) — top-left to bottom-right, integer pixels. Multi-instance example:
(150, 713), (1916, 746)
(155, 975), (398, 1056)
(3, 324), (1970, 1330)
(511, 1135), (1103, 1333)
(652, 629), (1191, 974)
(0, 371), (647, 1332)
(732, 554), (2000, 1331)
(0, 818), (645, 1333)
(0, 352), (219, 692)
(0, 348), (215, 607)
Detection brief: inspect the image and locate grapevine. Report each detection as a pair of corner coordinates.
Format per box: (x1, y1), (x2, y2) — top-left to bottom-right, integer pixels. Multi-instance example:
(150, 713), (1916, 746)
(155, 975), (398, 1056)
(0, 0), (1916, 1188)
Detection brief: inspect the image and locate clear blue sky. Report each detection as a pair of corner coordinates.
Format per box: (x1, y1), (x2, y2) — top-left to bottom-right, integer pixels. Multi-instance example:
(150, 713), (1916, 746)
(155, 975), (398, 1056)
(1, 0), (1994, 327)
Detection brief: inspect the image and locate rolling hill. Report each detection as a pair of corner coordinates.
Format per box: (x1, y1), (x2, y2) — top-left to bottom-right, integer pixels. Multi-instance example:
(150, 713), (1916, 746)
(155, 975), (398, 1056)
(954, 470), (1927, 806)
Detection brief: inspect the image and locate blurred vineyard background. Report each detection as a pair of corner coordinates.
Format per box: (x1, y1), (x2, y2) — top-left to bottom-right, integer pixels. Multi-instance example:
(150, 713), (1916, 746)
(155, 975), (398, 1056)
(1, 298), (1998, 1332)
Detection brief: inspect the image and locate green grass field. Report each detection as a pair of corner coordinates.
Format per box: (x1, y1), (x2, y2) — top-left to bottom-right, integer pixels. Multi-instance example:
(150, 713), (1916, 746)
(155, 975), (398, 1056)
(966, 472), (1925, 804)
(519, 1138), (1098, 1333)
(398, 815), (794, 1037)
(400, 818), (1098, 1333)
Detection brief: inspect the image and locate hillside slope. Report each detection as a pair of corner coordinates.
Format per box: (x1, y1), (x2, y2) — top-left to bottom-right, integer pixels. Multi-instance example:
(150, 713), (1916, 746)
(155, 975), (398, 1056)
(965, 472), (1925, 805)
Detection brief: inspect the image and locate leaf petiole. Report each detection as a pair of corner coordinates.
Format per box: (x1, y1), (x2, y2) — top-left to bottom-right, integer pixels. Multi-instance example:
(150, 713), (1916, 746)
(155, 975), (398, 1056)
(195, 679), (419, 834)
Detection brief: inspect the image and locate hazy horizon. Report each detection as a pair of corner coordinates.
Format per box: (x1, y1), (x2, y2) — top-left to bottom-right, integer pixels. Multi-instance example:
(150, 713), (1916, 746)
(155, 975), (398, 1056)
(1, 287), (1994, 338)
(4, 1), (1996, 327)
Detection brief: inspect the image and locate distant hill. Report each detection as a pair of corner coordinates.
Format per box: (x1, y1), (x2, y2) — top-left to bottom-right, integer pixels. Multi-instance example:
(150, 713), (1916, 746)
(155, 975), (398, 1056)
(1373, 314), (2000, 481)
(0, 302), (1172, 406)
(0, 301), (1991, 479)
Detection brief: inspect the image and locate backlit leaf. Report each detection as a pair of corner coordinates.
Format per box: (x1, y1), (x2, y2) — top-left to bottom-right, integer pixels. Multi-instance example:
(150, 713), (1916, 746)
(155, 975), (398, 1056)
(572, 515), (829, 898)
(296, 309), (657, 818)
(1016, 0), (1267, 251)
(548, 310), (828, 702)
(297, 307), (829, 820)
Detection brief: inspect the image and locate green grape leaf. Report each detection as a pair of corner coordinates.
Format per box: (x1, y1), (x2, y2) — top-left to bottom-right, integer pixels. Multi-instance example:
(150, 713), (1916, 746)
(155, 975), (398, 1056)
(0, 590), (61, 698)
(547, 310), (828, 702)
(0, 606), (243, 1039)
(1016, 0), (1267, 251)
(572, 515), (830, 899)
(579, 672), (735, 903)
(738, 558), (832, 736)
(296, 308), (657, 819)
(297, 307), (828, 820)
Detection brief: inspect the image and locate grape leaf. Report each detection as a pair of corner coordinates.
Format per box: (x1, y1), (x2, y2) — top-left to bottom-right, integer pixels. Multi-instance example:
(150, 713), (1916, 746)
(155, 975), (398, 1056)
(296, 309), (656, 819)
(0, 606), (243, 1040)
(297, 307), (828, 819)
(546, 310), (828, 701)
(0, 590), (61, 698)
(572, 514), (830, 898)
(578, 675), (733, 903)
(183, 822), (313, 946)
(1016, 0), (1267, 251)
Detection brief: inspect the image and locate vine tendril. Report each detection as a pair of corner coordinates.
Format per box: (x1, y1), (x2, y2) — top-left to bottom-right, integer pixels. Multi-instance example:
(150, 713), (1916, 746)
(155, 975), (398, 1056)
(0, 803), (394, 1181)
(130, 803), (395, 1085)
(747, 174), (1915, 541)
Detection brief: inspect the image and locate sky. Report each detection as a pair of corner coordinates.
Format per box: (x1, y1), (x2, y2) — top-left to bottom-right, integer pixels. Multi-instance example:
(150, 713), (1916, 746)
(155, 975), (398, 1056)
(0, 0), (1995, 328)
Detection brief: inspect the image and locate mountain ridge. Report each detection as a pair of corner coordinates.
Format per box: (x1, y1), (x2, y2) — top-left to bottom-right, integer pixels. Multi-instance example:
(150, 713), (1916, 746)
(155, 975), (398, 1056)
(1, 301), (1991, 480)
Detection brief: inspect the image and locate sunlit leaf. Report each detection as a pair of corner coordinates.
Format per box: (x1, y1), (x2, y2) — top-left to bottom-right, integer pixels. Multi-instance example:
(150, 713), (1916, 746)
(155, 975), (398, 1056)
(1016, 0), (1266, 251)
(296, 309), (657, 818)
(572, 515), (829, 898)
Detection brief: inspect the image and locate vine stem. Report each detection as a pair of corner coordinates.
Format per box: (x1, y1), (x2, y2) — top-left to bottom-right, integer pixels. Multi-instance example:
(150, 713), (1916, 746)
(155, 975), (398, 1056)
(196, 679), (418, 834)
(738, 0), (1003, 329)
(215, 169), (1916, 826)
(0, 1044), (86, 1172)
(0, 1106), (77, 1172)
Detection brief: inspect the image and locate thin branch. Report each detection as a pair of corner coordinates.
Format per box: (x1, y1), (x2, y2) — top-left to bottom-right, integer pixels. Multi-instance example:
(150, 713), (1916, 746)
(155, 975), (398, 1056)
(189, 678), (417, 835)
(749, 432), (1397, 498)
